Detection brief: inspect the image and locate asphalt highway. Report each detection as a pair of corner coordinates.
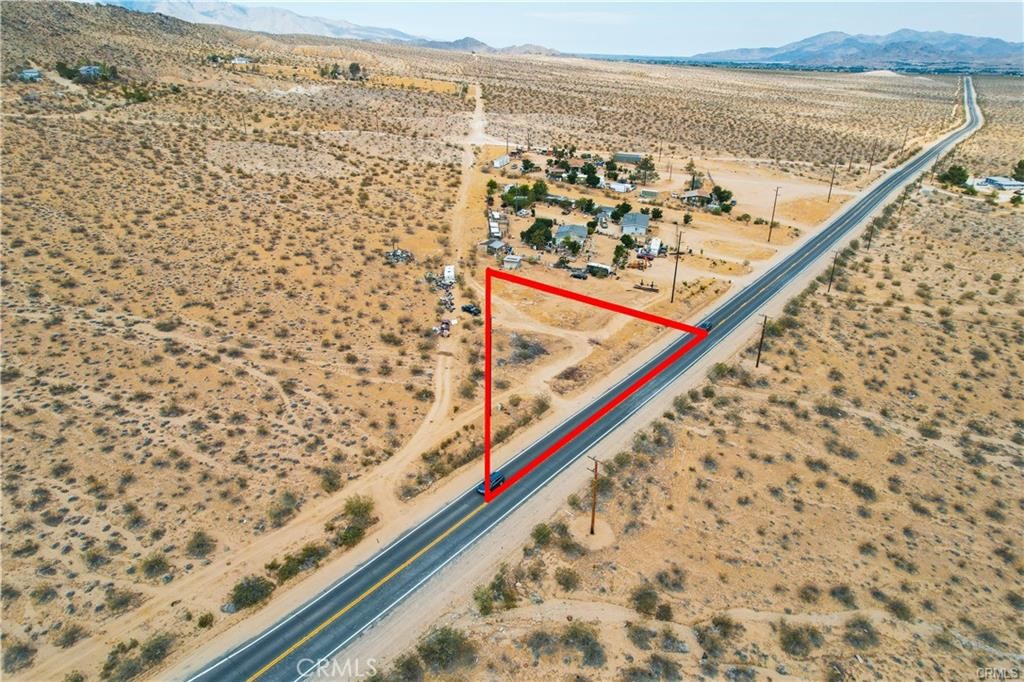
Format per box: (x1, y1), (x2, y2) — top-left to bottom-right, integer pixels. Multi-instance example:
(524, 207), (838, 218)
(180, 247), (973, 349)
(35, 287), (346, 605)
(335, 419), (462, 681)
(185, 77), (979, 682)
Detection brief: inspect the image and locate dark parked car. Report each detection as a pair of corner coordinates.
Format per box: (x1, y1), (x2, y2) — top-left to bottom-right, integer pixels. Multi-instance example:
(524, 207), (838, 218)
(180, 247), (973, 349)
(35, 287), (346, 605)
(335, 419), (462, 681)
(698, 321), (714, 331)
(570, 271), (588, 280)
(476, 471), (506, 495)
(462, 304), (481, 316)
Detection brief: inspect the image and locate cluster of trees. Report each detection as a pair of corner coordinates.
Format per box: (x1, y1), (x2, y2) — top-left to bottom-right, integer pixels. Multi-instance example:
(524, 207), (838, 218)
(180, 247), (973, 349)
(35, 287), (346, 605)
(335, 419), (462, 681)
(319, 62), (363, 80)
(499, 180), (548, 209)
(711, 185), (734, 213)
(937, 164), (969, 187)
(1012, 159), (1024, 182)
(55, 61), (116, 82)
(520, 218), (553, 249)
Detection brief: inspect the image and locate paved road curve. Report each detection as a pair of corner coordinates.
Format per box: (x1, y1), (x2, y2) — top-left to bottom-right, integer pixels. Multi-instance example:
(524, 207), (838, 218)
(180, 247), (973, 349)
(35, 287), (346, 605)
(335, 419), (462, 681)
(186, 77), (980, 682)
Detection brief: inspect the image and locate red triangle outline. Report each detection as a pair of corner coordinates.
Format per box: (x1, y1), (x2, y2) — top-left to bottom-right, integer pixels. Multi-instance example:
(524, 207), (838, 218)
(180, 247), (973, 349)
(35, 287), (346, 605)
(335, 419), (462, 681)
(483, 267), (708, 502)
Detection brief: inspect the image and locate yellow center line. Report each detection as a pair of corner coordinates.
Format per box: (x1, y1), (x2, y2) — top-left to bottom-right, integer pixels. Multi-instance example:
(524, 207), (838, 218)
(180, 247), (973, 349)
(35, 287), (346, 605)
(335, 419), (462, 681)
(246, 183), (910, 682)
(247, 502), (487, 682)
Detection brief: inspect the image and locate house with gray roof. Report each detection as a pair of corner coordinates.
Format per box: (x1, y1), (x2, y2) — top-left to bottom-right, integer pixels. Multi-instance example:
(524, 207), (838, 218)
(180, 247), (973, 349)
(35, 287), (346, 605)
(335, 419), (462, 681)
(555, 224), (588, 245)
(621, 212), (650, 237)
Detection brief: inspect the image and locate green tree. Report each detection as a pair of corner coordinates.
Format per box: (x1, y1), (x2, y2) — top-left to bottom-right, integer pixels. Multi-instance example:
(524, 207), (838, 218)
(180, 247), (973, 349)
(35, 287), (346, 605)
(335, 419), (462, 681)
(683, 213), (693, 225)
(651, 207), (663, 220)
(520, 218), (553, 249)
(711, 185), (733, 203)
(521, 158), (536, 172)
(937, 165), (969, 187)
(613, 244), (630, 269)
(349, 62), (361, 78)
(636, 156), (659, 185)
(1012, 159), (1024, 182)
(530, 179), (548, 200)
(486, 179), (499, 196)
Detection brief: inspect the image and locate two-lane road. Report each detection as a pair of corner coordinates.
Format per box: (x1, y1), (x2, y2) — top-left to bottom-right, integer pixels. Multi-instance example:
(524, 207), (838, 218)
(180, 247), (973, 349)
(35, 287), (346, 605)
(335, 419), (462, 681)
(185, 77), (980, 682)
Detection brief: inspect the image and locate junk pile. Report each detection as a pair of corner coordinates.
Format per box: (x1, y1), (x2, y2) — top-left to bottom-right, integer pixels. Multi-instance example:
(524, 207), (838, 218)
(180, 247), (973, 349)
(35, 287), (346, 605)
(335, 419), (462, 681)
(385, 248), (415, 265)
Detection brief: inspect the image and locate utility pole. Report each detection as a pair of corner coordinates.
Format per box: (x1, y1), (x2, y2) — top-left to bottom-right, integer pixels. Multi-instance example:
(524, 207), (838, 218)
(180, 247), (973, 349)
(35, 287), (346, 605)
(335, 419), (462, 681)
(898, 124), (910, 157)
(867, 139), (878, 174)
(767, 186), (780, 243)
(866, 220), (875, 250)
(826, 251), (839, 294)
(897, 187), (909, 223)
(755, 314), (769, 368)
(827, 158), (838, 203)
(670, 230), (682, 303)
(588, 456), (599, 535)
(668, 162), (673, 181)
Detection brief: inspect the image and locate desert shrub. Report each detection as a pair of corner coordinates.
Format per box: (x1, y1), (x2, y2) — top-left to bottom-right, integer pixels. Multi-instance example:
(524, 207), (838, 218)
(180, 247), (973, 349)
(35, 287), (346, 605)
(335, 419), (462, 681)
(230, 575), (275, 609)
(844, 616), (879, 649)
(2, 638), (35, 673)
(1007, 591), (1024, 611)
(778, 621), (823, 657)
(531, 523), (553, 547)
(105, 588), (141, 613)
(319, 466), (342, 492)
(186, 530), (217, 558)
(267, 490), (300, 527)
(54, 623), (88, 648)
(695, 614), (743, 659)
(388, 653), (424, 682)
(655, 566), (685, 592)
(659, 627), (688, 653)
(655, 603), (673, 621)
(798, 584), (821, 603)
(525, 630), (558, 660)
(631, 585), (659, 616)
(621, 653), (682, 681)
(627, 622), (657, 650)
(197, 612), (214, 629)
(416, 627), (475, 671)
(139, 553), (170, 579)
(829, 585), (857, 608)
(562, 622), (605, 666)
(555, 566), (580, 591)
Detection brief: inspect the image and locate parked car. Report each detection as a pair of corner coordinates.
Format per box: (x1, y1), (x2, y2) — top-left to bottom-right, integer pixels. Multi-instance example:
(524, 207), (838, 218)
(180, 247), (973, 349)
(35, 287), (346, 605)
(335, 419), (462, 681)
(476, 471), (506, 495)
(698, 321), (714, 331)
(462, 304), (481, 316)
(570, 271), (588, 280)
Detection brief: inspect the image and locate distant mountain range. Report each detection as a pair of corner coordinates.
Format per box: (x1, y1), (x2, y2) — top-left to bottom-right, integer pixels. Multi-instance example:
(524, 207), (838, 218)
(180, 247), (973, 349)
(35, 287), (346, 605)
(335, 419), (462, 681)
(687, 29), (1022, 71)
(109, 0), (560, 55)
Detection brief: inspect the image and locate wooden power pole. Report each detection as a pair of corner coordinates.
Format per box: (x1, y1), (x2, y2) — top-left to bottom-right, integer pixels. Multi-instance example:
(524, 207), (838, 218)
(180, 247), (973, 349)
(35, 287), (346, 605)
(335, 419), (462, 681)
(670, 230), (682, 303)
(767, 187), (780, 243)
(827, 158), (838, 203)
(755, 314), (769, 368)
(826, 251), (840, 294)
(588, 456), (599, 535)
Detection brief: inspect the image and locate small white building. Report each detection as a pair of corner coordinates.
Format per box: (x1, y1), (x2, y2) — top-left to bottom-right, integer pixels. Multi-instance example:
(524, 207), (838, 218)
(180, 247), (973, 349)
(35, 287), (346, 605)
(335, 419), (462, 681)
(442, 265), (456, 284)
(489, 222), (502, 239)
(502, 254), (523, 270)
(493, 154), (511, 169)
(608, 181), (634, 194)
(231, 56), (251, 65)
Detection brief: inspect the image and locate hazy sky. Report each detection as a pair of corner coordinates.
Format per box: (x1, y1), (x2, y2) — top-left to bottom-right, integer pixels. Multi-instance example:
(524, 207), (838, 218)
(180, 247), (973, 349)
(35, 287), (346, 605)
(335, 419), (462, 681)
(236, 1), (1024, 53)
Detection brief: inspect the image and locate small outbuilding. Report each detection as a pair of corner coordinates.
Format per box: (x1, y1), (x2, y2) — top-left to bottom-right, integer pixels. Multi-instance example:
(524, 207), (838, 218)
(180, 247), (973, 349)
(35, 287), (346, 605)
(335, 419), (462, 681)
(18, 69), (42, 82)
(443, 265), (456, 284)
(613, 152), (644, 165)
(493, 154), (511, 169)
(78, 65), (102, 80)
(502, 254), (523, 270)
(608, 181), (634, 194)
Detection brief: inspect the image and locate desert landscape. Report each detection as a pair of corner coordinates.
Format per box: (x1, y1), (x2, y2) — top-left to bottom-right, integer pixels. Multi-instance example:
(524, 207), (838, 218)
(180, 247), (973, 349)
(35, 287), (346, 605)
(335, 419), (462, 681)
(373, 163), (1024, 681)
(1, 2), (1020, 682)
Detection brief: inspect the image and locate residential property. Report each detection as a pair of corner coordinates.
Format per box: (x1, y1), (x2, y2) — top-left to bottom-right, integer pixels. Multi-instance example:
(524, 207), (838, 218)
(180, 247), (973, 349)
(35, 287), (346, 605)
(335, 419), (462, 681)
(555, 224), (588, 245)
(613, 152), (644, 165)
(18, 68), (41, 82)
(639, 189), (659, 202)
(231, 56), (251, 65)
(502, 254), (523, 270)
(621, 212), (650, 237)
(486, 239), (507, 254)
(586, 262), (614, 278)
(78, 65), (102, 80)
(493, 154), (511, 169)
(489, 220), (502, 238)
(442, 265), (456, 284)
(679, 189), (712, 206)
(608, 181), (634, 194)
(980, 176), (1024, 191)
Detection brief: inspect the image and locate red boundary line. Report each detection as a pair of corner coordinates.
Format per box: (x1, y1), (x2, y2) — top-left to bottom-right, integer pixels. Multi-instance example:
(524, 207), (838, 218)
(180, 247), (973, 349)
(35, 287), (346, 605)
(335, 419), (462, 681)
(483, 268), (708, 502)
